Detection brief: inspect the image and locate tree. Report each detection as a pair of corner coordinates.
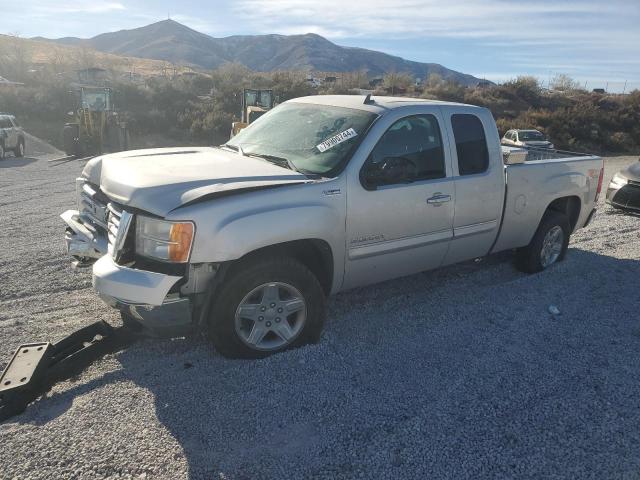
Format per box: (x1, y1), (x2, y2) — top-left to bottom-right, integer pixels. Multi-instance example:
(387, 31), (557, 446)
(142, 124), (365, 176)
(383, 71), (413, 95)
(502, 76), (541, 104)
(425, 73), (444, 88)
(550, 74), (581, 92)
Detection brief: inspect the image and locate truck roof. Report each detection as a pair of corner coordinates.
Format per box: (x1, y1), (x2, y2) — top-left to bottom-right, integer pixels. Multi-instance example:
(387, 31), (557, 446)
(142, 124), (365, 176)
(288, 95), (478, 114)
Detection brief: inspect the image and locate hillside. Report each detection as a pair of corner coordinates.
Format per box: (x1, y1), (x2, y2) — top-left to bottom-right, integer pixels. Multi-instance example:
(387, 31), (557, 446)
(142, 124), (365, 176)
(0, 34), (183, 77)
(38, 20), (485, 86)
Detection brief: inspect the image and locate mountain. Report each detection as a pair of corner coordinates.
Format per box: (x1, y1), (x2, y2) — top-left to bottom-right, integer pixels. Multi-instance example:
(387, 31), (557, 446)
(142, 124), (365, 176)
(36, 20), (486, 86)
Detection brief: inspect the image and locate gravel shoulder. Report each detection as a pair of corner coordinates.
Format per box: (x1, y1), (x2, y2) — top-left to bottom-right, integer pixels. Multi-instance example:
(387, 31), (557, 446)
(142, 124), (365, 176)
(0, 154), (639, 479)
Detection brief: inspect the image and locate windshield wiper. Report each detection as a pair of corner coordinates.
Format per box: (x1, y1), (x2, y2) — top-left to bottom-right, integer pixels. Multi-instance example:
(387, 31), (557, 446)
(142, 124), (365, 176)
(246, 153), (298, 172)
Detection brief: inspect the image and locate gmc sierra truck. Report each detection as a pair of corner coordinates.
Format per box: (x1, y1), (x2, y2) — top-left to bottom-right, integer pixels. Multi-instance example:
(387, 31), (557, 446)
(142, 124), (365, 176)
(61, 95), (604, 358)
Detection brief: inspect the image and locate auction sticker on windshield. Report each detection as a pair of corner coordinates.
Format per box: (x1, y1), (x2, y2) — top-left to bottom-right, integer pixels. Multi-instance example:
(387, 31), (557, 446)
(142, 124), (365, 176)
(316, 128), (358, 152)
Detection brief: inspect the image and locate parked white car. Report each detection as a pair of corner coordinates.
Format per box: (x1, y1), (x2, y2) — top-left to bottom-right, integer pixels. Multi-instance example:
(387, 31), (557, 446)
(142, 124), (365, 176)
(502, 129), (554, 149)
(62, 95), (603, 358)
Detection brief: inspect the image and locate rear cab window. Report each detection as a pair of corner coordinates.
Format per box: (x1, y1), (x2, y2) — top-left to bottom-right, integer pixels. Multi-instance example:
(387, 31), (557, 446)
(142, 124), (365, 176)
(451, 114), (489, 175)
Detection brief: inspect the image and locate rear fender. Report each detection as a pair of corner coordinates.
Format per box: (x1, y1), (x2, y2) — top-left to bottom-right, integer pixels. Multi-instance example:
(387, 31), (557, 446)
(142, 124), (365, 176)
(493, 165), (592, 252)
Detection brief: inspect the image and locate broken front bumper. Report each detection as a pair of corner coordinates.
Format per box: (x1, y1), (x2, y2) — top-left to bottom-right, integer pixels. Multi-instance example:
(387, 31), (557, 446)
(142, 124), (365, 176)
(62, 209), (195, 335)
(61, 209), (108, 267)
(92, 255), (193, 335)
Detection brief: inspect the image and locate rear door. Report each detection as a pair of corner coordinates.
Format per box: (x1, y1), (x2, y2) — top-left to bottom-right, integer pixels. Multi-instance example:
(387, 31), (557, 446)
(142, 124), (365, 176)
(343, 109), (455, 289)
(441, 108), (505, 265)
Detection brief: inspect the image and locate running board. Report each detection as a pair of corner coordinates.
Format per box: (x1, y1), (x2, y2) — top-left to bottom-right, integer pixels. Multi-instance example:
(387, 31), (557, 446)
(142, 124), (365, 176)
(0, 321), (137, 423)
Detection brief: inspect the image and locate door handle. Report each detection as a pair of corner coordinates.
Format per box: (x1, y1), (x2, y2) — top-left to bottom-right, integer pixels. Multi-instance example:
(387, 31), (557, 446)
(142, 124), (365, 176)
(427, 193), (451, 205)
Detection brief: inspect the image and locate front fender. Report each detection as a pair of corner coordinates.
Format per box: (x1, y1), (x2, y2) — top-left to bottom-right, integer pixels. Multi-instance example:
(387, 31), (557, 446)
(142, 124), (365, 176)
(190, 203), (344, 263)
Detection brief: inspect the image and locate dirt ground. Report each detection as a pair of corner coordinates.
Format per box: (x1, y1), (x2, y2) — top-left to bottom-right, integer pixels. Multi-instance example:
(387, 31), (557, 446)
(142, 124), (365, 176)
(0, 147), (639, 479)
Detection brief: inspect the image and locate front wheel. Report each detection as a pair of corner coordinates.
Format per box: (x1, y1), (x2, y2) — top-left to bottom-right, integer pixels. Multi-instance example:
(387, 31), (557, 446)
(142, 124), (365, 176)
(515, 210), (570, 273)
(207, 256), (326, 359)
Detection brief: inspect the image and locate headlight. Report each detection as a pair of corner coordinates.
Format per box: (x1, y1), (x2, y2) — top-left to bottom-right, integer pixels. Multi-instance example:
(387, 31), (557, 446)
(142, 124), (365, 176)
(135, 216), (194, 263)
(610, 173), (628, 189)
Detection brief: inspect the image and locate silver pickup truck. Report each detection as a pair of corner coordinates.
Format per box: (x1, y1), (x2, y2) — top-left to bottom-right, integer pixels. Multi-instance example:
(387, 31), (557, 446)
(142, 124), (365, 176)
(61, 95), (604, 358)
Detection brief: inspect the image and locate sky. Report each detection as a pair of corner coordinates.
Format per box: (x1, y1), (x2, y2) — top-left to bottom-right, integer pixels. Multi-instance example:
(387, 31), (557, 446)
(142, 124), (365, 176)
(4, 0), (640, 92)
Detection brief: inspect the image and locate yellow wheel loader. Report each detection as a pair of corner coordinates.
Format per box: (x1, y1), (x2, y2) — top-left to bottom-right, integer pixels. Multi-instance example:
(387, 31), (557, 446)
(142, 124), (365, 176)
(63, 87), (130, 157)
(230, 88), (275, 138)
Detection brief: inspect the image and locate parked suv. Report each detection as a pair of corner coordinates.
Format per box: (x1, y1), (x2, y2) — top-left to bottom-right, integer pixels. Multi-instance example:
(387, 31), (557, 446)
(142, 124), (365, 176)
(0, 114), (25, 159)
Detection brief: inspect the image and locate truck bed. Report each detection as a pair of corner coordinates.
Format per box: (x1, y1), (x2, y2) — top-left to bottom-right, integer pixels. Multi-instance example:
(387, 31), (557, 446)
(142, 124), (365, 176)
(493, 148), (603, 253)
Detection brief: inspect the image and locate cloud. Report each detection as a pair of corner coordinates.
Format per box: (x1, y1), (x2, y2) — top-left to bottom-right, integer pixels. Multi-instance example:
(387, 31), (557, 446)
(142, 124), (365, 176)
(232, 0), (628, 39)
(48, 1), (126, 14)
(231, 0), (640, 85)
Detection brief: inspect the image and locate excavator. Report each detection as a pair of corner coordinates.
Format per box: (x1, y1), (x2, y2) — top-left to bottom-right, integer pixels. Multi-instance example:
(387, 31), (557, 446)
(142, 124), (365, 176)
(230, 88), (275, 138)
(62, 86), (130, 157)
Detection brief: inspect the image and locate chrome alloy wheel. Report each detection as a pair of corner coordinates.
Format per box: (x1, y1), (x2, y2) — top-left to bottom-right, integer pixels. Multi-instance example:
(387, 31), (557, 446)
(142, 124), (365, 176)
(234, 282), (307, 351)
(540, 225), (564, 267)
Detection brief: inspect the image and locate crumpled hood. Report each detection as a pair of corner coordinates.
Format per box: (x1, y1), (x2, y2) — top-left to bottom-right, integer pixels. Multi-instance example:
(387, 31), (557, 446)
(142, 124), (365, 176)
(83, 147), (310, 217)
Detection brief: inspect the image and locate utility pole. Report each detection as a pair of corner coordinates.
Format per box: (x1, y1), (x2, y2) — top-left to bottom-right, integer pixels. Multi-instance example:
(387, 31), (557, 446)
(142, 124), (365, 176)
(623, 80), (627, 94)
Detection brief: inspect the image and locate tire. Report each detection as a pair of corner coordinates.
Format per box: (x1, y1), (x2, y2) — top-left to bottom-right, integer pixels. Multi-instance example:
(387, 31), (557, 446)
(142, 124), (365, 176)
(63, 124), (80, 157)
(14, 138), (24, 158)
(515, 210), (571, 273)
(207, 256), (326, 359)
(0, 143), (4, 160)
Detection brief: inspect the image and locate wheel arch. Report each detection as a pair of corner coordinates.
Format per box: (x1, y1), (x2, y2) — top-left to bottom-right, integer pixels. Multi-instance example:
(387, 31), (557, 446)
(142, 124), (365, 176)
(544, 195), (581, 232)
(232, 239), (334, 296)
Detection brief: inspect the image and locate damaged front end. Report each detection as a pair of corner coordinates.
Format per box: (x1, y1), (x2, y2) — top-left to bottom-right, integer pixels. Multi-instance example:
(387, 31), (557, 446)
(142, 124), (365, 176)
(61, 178), (109, 268)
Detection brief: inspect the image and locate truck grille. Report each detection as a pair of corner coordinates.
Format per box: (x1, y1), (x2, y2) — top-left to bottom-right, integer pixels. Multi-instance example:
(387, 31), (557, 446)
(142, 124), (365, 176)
(107, 203), (133, 261)
(77, 180), (109, 228)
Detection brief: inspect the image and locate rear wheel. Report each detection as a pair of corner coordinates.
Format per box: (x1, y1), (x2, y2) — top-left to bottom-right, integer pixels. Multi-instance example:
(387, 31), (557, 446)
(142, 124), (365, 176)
(14, 139), (24, 158)
(0, 144), (4, 160)
(207, 256), (326, 359)
(515, 210), (570, 273)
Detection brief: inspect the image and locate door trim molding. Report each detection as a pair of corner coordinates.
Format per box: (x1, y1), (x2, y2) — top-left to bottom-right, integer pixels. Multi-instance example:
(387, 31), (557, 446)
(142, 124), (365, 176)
(348, 228), (452, 260)
(453, 219), (498, 238)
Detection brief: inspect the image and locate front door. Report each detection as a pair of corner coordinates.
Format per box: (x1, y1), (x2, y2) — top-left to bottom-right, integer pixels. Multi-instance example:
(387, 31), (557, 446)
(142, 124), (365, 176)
(0, 117), (14, 149)
(343, 112), (455, 290)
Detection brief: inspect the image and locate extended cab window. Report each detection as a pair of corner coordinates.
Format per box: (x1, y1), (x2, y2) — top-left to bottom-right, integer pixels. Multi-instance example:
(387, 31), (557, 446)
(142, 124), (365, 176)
(363, 114), (445, 188)
(0, 118), (11, 128)
(451, 114), (489, 175)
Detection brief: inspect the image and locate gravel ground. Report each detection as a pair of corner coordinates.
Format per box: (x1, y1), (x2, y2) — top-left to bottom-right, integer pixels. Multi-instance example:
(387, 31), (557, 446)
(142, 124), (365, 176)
(1, 150), (639, 479)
